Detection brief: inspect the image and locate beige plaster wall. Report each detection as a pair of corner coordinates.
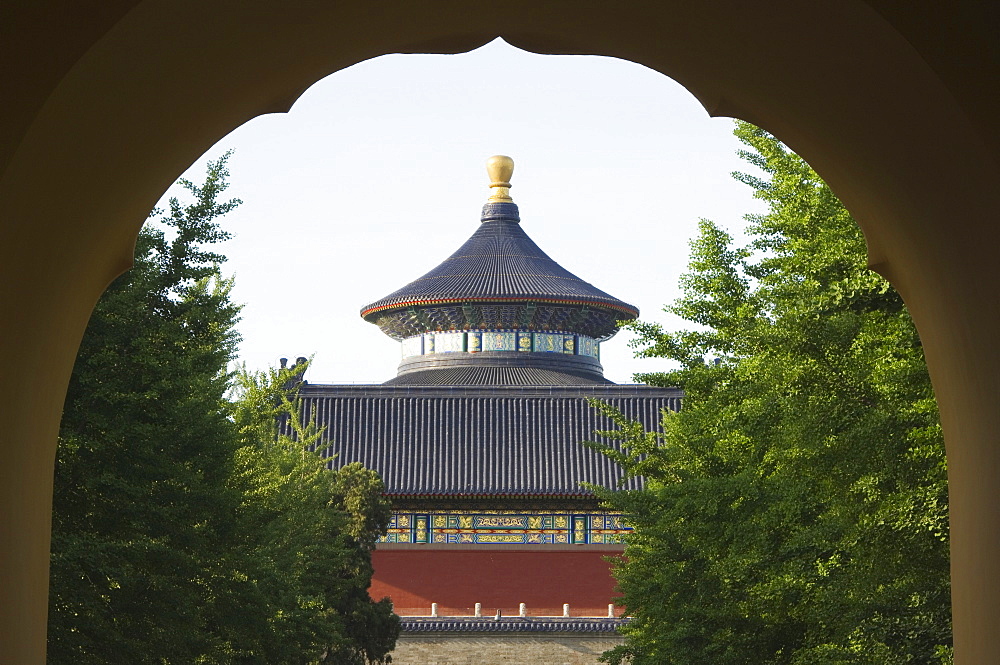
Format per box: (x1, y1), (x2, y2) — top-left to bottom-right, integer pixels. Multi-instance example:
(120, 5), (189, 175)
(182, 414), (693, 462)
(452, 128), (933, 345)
(390, 633), (623, 665)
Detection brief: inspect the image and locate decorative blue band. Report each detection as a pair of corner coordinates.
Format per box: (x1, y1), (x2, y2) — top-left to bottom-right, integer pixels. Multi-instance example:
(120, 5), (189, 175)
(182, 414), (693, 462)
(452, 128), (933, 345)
(380, 509), (630, 545)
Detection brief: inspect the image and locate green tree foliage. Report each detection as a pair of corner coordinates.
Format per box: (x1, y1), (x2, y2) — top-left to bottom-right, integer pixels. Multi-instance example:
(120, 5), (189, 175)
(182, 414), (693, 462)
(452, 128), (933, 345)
(49, 155), (398, 664)
(227, 364), (399, 665)
(589, 123), (951, 665)
(50, 154), (244, 663)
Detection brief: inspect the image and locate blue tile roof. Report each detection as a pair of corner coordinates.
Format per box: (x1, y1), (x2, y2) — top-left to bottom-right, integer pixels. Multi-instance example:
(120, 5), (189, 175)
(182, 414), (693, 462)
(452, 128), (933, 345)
(297, 384), (680, 495)
(360, 203), (638, 340)
(383, 364), (612, 386)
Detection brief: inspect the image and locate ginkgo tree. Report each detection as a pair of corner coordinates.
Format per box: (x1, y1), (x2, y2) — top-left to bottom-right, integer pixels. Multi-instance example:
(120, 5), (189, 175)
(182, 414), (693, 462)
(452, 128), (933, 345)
(589, 122), (952, 665)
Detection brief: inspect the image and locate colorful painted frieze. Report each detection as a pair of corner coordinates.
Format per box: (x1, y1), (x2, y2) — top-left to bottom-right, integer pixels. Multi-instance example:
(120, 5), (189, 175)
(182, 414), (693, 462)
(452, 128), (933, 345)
(378, 510), (632, 545)
(563, 336), (576, 354)
(532, 332), (562, 353)
(483, 331), (517, 352)
(577, 335), (598, 358)
(434, 332), (466, 353)
(398, 331), (601, 359)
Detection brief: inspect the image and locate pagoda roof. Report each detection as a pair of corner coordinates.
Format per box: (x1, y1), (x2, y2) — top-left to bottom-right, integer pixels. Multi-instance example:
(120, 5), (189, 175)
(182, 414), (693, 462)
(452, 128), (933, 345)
(360, 201), (639, 325)
(382, 364), (613, 386)
(293, 384), (680, 496)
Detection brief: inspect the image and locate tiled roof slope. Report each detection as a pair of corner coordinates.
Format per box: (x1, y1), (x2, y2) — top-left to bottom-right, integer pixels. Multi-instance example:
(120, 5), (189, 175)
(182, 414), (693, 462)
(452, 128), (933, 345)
(382, 365), (613, 386)
(360, 203), (638, 323)
(296, 384), (680, 495)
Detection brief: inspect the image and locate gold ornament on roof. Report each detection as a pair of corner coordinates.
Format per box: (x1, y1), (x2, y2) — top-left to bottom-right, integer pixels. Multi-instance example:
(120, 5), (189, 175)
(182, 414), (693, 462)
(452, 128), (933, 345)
(486, 155), (514, 203)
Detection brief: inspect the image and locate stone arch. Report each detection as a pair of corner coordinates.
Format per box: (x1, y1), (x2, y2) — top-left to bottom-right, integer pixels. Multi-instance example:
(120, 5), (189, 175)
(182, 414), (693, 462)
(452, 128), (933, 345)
(3, 2), (997, 662)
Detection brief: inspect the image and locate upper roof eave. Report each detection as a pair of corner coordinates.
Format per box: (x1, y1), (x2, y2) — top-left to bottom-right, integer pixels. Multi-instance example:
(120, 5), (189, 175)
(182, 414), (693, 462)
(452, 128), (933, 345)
(360, 295), (639, 321)
(359, 213), (638, 326)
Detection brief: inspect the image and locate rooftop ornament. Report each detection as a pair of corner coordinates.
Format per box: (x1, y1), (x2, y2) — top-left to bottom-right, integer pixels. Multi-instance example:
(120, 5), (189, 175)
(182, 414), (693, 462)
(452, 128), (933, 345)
(486, 154), (515, 203)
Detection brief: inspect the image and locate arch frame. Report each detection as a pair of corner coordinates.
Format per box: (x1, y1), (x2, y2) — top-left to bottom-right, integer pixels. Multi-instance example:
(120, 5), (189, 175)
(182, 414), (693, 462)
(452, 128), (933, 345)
(2, 2), (998, 662)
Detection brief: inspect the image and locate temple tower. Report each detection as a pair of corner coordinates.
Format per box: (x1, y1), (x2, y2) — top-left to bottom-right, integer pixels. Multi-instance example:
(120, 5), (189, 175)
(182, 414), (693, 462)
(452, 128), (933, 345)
(293, 157), (681, 664)
(361, 155), (638, 386)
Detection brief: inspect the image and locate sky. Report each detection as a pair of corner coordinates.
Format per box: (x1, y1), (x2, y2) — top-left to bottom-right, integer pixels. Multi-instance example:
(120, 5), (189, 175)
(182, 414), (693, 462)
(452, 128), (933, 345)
(159, 39), (766, 385)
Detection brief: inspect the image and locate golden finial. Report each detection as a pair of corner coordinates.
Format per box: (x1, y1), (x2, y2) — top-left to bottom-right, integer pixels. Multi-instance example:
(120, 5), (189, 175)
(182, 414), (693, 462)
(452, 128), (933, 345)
(486, 155), (514, 203)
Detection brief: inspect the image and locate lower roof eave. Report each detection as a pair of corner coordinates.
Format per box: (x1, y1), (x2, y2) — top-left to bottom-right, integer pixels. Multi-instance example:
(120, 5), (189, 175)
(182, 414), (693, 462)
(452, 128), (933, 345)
(399, 617), (628, 635)
(385, 491), (595, 496)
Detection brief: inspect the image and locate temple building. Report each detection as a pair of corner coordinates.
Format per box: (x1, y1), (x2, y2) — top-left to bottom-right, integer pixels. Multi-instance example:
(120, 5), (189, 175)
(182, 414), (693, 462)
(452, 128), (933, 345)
(293, 156), (680, 663)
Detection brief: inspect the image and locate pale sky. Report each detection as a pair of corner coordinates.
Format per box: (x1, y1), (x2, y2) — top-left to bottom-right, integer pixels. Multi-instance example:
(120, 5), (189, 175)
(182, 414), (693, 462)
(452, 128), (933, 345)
(160, 39), (765, 385)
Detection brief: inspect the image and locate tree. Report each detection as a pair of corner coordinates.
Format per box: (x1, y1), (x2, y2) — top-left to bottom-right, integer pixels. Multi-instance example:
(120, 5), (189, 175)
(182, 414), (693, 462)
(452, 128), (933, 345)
(227, 363), (399, 665)
(589, 122), (951, 665)
(50, 153), (244, 664)
(49, 155), (399, 664)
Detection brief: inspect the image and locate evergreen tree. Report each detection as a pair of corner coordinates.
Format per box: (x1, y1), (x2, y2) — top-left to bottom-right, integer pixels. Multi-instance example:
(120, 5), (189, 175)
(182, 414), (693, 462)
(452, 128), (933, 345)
(50, 153), (244, 663)
(50, 155), (399, 664)
(590, 122), (951, 665)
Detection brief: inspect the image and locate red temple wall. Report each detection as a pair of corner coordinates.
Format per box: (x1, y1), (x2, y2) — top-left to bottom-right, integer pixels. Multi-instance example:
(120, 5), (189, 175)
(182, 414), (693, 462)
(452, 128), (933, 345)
(370, 549), (623, 617)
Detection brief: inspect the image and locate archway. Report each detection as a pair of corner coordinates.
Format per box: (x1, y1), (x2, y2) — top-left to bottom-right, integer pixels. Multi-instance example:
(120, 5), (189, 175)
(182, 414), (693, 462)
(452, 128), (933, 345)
(3, 2), (998, 662)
